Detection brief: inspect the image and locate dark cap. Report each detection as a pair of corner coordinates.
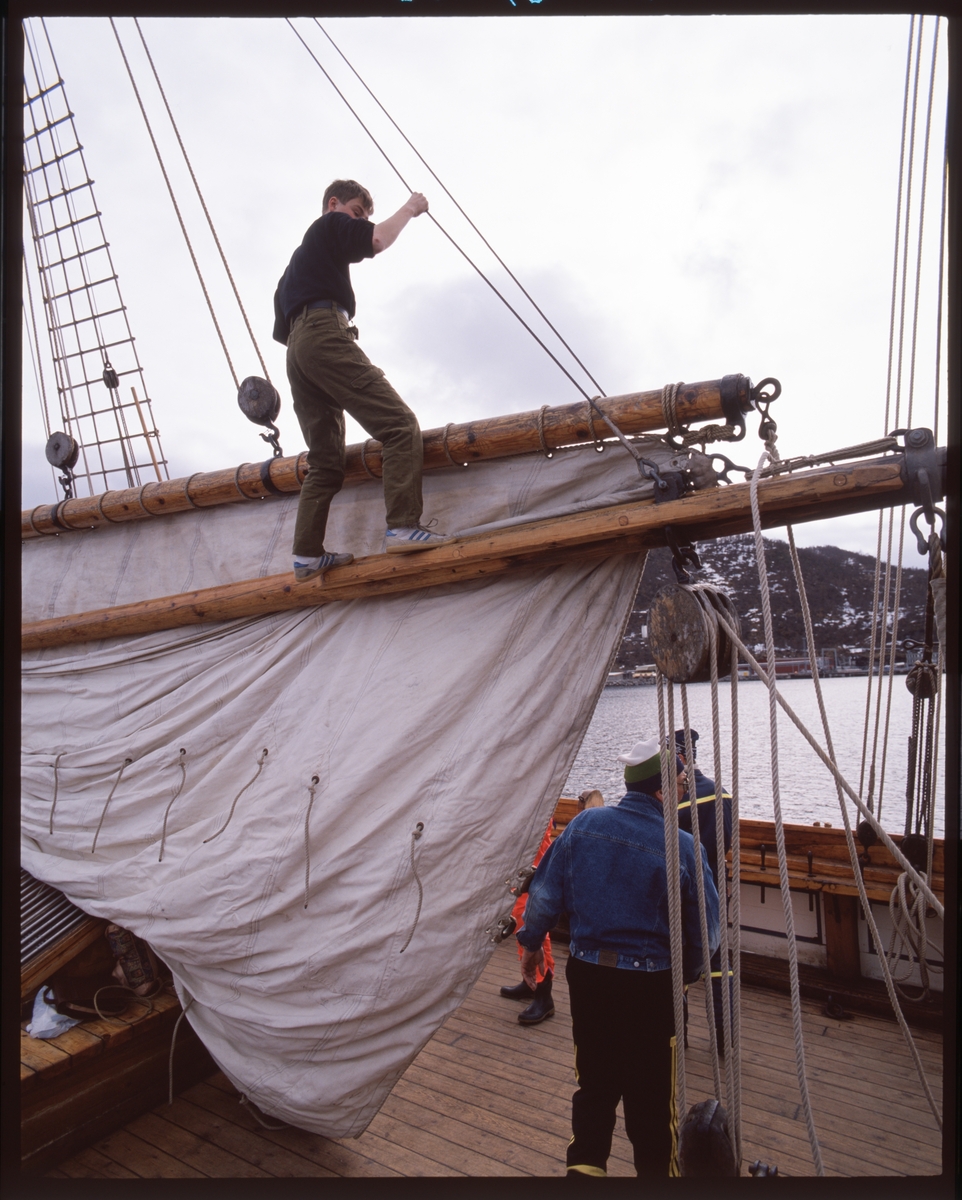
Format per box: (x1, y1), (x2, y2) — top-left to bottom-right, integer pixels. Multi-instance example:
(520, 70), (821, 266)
(674, 729), (699, 750)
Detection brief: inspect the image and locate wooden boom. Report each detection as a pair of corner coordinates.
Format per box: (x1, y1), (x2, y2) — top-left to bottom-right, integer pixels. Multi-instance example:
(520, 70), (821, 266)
(22, 452), (910, 652)
(22, 375), (752, 540)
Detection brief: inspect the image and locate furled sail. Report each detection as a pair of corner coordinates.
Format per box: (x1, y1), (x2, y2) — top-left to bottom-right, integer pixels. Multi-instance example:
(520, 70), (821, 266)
(20, 439), (686, 1136)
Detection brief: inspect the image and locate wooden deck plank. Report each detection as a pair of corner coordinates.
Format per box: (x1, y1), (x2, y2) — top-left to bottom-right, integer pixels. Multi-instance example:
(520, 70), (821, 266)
(125, 1109), (273, 1178)
(387, 1075), (573, 1172)
(82, 1127), (207, 1178)
(186, 1078), (405, 1178)
(55, 1146), (140, 1179)
(45, 939), (943, 1179)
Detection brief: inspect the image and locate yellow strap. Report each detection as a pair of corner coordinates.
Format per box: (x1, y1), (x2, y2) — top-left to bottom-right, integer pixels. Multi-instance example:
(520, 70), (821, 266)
(709, 970), (735, 978)
(677, 792), (732, 810)
(567, 1165), (607, 1177)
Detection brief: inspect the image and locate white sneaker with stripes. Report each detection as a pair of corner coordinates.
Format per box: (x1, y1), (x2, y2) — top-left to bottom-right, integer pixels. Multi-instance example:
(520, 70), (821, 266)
(384, 525), (456, 554)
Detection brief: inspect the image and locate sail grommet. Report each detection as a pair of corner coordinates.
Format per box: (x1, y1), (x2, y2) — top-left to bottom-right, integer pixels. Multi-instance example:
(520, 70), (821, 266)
(648, 583), (741, 683)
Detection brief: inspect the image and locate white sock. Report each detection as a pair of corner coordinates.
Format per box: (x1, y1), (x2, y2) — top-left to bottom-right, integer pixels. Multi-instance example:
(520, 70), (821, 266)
(294, 554), (322, 569)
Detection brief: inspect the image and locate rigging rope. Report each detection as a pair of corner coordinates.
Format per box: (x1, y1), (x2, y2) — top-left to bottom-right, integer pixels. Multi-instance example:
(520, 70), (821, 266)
(656, 677), (687, 1125)
(861, 16), (945, 822)
(782, 523), (943, 1127)
(398, 822), (425, 954)
(749, 455), (824, 1176)
(284, 17), (657, 466)
(91, 758), (133, 855)
(691, 590), (741, 1157)
(158, 748), (188, 863)
(132, 18), (273, 383)
(49, 751), (64, 834)
(679, 687), (723, 1104)
(109, 18), (239, 390)
(203, 748), (269, 844)
(303, 774), (320, 910)
(312, 18), (606, 399)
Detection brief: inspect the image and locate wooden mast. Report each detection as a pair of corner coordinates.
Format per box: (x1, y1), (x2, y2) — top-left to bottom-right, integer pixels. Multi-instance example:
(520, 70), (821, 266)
(22, 375), (751, 539)
(22, 452), (909, 652)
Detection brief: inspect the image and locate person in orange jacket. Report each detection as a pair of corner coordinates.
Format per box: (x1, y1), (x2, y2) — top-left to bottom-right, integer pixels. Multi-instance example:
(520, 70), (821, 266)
(499, 818), (556, 1025)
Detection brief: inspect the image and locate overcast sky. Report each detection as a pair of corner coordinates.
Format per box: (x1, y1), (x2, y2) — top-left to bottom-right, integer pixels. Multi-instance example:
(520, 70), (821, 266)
(20, 12), (949, 560)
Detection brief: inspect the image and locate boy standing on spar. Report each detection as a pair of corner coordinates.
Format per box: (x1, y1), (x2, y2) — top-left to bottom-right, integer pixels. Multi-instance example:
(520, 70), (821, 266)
(273, 179), (453, 583)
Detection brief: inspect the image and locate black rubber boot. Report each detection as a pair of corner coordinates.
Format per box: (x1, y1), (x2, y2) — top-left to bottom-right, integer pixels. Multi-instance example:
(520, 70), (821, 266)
(499, 979), (535, 1000)
(518, 970), (555, 1025)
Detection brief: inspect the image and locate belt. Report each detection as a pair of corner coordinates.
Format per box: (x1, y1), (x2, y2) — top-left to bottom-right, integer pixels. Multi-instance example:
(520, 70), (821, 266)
(303, 300), (348, 318)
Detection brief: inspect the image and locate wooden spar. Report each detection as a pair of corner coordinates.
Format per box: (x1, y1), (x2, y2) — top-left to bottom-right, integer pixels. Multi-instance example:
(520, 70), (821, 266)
(22, 452), (908, 652)
(21, 375), (752, 540)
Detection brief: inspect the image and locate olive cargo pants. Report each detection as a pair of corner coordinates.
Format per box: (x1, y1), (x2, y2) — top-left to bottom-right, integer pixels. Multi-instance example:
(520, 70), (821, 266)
(286, 306), (423, 557)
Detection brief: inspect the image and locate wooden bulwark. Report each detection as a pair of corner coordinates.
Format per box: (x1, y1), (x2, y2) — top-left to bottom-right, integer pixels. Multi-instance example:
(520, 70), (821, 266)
(21, 375), (752, 540)
(735, 819), (945, 904)
(22, 452), (910, 652)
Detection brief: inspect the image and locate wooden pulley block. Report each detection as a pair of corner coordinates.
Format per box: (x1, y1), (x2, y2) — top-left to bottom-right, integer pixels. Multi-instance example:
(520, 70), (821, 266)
(647, 583), (741, 683)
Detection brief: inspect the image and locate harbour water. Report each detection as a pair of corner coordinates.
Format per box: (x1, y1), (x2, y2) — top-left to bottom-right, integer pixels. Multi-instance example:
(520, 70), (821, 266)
(564, 675), (946, 836)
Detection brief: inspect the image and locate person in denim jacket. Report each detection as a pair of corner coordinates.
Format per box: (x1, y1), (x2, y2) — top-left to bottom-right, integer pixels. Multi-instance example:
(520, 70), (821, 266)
(516, 736), (718, 1178)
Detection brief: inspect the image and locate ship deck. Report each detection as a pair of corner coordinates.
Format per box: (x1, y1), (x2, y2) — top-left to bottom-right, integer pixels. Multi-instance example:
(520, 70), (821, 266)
(45, 938), (944, 1180)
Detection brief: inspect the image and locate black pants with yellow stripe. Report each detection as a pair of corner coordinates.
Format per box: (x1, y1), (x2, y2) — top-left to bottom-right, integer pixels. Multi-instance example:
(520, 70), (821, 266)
(565, 956), (677, 1177)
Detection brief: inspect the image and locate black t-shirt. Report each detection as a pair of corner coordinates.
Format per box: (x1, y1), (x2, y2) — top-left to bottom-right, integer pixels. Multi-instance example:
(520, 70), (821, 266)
(272, 211), (375, 344)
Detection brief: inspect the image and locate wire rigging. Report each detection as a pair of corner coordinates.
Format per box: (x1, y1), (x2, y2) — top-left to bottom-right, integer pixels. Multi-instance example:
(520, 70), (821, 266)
(860, 15), (945, 821)
(131, 18), (273, 383)
(109, 17), (239, 390)
(284, 19), (629, 434)
(312, 18), (606, 398)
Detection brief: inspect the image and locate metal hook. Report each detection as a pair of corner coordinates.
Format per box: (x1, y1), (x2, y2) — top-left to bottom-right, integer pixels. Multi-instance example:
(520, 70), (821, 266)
(665, 526), (701, 583)
(909, 506), (945, 556)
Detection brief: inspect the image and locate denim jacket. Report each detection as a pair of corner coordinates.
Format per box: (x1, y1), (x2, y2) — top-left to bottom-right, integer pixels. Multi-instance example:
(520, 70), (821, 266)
(517, 791), (719, 980)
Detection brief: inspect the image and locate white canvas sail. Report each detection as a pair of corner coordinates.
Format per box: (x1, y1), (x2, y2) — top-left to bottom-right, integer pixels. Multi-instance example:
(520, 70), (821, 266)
(21, 440), (676, 1136)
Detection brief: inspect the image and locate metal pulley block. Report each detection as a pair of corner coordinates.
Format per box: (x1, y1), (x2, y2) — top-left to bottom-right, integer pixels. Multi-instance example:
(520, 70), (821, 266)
(647, 583), (741, 683)
(238, 376), (283, 456)
(45, 431), (80, 470)
(505, 865), (535, 898)
(102, 360), (120, 390)
(486, 913), (517, 944)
